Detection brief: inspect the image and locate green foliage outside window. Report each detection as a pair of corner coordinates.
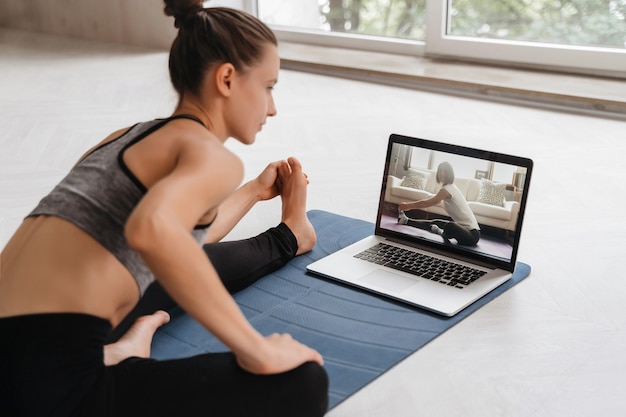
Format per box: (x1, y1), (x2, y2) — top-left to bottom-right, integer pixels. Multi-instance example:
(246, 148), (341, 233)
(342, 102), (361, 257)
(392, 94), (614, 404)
(321, 0), (427, 40)
(318, 0), (626, 48)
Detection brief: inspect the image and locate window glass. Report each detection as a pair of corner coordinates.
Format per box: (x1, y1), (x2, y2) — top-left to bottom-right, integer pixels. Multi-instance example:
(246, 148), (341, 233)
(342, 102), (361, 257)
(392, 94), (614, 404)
(258, 1), (625, 76)
(492, 162), (516, 185)
(430, 152), (489, 181)
(448, 0), (626, 49)
(258, 0), (426, 41)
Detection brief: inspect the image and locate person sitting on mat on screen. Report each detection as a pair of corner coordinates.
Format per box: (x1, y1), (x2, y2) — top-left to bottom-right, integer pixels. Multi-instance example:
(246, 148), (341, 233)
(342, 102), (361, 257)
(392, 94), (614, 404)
(0, 3), (328, 417)
(398, 161), (481, 247)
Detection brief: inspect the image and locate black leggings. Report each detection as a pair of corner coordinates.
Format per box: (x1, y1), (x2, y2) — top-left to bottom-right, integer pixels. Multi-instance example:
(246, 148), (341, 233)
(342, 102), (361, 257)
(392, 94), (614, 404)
(406, 218), (480, 246)
(108, 223), (301, 342)
(0, 224), (328, 417)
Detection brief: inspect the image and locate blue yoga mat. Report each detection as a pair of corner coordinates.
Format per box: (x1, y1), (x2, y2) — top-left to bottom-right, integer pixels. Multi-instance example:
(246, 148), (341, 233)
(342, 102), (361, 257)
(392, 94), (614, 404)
(151, 210), (531, 409)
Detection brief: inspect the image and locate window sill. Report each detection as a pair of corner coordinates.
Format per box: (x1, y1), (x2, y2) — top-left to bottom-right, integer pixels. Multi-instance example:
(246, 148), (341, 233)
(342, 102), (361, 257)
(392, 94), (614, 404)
(278, 42), (626, 119)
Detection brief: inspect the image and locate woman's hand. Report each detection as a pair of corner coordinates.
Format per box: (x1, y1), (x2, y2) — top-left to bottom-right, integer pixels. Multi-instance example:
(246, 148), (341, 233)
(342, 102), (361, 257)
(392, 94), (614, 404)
(252, 159), (310, 202)
(252, 160), (285, 202)
(203, 159), (293, 243)
(399, 188), (450, 212)
(235, 333), (324, 375)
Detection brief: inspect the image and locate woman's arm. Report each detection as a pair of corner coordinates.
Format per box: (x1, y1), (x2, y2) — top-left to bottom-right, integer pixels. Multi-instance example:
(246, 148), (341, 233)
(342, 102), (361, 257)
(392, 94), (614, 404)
(398, 188), (450, 212)
(203, 160), (288, 244)
(125, 141), (321, 375)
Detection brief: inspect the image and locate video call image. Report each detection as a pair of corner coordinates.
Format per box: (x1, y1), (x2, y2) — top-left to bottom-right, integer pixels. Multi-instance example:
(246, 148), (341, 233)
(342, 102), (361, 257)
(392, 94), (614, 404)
(379, 143), (528, 262)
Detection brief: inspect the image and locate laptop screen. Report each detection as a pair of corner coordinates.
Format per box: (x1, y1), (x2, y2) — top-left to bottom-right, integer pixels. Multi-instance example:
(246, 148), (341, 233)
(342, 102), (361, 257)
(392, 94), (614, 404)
(376, 134), (533, 272)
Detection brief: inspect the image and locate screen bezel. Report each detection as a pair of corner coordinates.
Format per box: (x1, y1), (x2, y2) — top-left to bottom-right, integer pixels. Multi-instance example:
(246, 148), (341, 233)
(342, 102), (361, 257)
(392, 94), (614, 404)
(375, 134), (533, 272)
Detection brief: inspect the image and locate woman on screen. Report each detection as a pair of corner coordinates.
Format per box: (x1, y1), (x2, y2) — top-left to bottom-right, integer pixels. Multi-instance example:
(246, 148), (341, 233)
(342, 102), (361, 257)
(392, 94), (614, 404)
(398, 161), (480, 246)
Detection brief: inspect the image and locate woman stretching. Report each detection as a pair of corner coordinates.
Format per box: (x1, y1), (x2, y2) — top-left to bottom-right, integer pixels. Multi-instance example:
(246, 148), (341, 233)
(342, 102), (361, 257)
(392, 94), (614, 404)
(0, 3), (328, 417)
(398, 162), (481, 247)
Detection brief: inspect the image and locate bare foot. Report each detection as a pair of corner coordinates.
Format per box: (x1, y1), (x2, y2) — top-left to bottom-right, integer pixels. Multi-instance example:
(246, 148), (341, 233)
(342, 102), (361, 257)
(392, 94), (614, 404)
(278, 157), (316, 255)
(103, 310), (170, 366)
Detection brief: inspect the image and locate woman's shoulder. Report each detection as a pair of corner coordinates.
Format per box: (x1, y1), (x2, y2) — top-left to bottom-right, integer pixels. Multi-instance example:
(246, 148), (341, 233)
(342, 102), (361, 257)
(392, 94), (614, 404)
(182, 130), (241, 165)
(440, 183), (456, 192)
(176, 130), (243, 186)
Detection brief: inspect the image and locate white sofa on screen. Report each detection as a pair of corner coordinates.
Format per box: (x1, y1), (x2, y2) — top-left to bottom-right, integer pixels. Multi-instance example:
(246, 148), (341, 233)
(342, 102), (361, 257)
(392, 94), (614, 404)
(384, 168), (520, 232)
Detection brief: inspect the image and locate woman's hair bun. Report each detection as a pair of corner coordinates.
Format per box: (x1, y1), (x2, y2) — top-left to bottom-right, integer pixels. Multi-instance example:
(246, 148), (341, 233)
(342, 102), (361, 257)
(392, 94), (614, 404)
(164, 0), (205, 28)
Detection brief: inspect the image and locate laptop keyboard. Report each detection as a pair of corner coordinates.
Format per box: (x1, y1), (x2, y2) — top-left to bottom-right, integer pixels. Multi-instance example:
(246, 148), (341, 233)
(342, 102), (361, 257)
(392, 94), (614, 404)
(354, 243), (487, 289)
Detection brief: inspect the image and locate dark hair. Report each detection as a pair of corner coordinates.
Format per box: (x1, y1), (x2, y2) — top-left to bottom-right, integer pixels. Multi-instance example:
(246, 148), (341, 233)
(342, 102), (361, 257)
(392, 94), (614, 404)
(163, 1), (277, 98)
(436, 162), (455, 185)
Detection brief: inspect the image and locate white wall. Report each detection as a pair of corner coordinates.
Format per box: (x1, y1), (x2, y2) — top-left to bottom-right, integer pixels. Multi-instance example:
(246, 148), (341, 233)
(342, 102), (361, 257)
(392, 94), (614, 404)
(0, 0), (177, 49)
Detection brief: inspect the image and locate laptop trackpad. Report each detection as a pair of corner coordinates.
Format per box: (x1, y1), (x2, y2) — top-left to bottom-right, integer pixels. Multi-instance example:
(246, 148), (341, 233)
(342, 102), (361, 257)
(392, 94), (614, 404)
(359, 269), (418, 293)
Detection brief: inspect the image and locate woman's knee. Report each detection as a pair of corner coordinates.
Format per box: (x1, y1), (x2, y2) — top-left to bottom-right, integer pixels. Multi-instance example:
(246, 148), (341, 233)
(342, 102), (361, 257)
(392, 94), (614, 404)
(284, 362), (329, 417)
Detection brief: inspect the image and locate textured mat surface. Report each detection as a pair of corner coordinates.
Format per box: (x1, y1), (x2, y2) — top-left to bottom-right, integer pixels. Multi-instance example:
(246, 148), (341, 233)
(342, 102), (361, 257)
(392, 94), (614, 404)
(151, 210), (531, 408)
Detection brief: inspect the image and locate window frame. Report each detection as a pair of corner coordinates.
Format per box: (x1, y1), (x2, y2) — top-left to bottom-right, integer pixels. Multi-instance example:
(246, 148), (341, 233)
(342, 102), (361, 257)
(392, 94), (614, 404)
(425, 0), (626, 78)
(254, 0), (626, 79)
(269, 25), (426, 56)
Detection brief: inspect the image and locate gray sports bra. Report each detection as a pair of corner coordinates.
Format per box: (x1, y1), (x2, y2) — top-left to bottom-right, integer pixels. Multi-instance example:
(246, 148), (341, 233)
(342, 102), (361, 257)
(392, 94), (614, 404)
(28, 115), (211, 295)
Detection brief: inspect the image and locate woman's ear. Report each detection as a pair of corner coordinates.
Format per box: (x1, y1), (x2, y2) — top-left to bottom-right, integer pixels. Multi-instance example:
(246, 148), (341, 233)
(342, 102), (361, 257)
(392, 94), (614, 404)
(215, 63), (235, 97)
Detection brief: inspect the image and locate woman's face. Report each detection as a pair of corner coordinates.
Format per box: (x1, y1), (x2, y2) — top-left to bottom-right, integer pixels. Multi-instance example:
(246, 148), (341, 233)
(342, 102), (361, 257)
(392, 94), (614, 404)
(225, 43), (280, 145)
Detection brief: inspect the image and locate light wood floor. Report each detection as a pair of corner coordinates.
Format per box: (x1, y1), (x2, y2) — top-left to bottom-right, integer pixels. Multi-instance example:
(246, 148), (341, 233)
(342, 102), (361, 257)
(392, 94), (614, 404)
(2, 28), (626, 417)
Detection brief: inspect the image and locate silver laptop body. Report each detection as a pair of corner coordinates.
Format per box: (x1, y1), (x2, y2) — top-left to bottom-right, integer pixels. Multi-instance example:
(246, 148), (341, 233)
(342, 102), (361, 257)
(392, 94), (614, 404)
(307, 134), (533, 316)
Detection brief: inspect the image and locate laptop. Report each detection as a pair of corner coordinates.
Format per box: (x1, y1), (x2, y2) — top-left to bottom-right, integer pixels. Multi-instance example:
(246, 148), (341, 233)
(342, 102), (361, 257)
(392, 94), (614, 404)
(307, 133), (533, 316)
